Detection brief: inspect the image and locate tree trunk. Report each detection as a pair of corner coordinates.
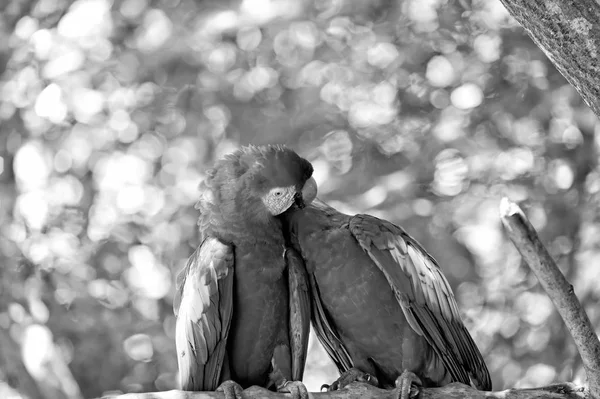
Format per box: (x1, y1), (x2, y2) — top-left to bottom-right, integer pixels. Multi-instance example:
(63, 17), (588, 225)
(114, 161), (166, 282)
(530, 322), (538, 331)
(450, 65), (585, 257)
(497, 0), (600, 119)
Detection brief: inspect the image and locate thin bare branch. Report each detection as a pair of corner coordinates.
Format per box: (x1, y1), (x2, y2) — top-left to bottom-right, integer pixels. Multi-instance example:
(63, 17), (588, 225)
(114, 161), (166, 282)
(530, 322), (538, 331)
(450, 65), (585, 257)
(499, 198), (600, 399)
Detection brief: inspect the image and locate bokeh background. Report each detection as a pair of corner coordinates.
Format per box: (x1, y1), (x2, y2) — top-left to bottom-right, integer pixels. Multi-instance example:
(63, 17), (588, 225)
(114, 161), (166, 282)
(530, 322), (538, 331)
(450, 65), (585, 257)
(1, 0), (599, 398)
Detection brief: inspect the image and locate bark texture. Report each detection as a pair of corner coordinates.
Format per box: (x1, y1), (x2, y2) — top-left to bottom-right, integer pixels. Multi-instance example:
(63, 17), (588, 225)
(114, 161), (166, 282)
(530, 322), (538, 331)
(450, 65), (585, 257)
(497, 0), (600, 118)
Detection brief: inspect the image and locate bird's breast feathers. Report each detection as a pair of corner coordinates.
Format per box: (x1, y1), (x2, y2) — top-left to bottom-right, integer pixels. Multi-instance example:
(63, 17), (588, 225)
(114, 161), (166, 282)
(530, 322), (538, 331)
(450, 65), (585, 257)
(234, 245), (288, 282)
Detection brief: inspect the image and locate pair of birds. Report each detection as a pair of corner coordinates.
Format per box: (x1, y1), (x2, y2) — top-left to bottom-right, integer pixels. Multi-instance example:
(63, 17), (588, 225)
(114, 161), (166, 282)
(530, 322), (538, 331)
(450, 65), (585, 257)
(173, 145), (491, 399)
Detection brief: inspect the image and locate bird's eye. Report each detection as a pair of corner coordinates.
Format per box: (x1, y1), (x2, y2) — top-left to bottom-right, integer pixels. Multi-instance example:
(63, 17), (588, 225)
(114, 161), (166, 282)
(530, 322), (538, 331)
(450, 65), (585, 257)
(274, 191), (282, 196)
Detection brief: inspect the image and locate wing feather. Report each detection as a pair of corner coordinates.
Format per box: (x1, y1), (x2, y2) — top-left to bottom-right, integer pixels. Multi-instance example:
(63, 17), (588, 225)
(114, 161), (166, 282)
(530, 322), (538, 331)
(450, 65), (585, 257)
(349, 214), (491, 391)
(286, 247), (311, 382)
(308, 273), (354, 374)
(173, 237), (234, 391)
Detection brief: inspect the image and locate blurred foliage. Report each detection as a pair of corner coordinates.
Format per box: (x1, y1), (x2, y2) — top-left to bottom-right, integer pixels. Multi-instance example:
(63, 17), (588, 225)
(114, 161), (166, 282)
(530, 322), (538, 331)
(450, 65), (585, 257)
(0, 0), (599, 397)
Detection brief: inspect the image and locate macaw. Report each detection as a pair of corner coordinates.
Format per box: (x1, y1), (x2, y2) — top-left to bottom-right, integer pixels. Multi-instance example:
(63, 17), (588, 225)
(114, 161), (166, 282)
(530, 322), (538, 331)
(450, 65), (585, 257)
(173, 145), (318, 399)
(282, 198), (492, 399)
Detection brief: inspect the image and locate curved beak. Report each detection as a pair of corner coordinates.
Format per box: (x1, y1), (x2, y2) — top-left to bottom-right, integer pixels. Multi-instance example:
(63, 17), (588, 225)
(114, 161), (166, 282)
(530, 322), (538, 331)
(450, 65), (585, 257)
(295, 177), (317, 209)
(294, 192), (305, 209)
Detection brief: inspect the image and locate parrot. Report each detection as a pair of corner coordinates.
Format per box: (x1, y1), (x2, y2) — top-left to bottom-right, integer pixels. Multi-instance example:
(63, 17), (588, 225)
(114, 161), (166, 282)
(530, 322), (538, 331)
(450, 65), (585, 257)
(282, 198), (492, 399)
(173, 145), (318, 399)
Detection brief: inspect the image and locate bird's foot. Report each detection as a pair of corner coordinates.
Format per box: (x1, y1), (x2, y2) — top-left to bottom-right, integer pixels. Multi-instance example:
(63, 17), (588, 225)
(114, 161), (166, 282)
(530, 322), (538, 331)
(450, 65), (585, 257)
(277, 379), (309, 399)
(216, 380), (244, 399)
(321, 367), (379, 391)
(393, 370), (422, 399)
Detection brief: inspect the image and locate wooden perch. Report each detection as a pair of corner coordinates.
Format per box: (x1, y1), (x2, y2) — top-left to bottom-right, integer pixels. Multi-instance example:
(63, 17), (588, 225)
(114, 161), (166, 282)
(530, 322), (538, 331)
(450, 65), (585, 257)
(499, 198), (600, 399)
(496, 0), (600, 119)
(100, 382), (586, 399)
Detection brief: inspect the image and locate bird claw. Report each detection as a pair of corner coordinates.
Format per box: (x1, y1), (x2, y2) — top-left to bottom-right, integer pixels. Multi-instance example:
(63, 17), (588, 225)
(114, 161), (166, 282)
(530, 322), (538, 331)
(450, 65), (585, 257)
(277, 380), (309, 399)
(393, 370), (422, 399)
(325, 367), (379, 391)
(216, 380), (244, 399)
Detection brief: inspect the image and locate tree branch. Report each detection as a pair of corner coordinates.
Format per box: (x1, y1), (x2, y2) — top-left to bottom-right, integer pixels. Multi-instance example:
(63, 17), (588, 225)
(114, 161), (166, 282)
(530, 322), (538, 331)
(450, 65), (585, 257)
(100, 382), (586, 399)
(499, 198), (600, 399)
(497, 0), (600, 119)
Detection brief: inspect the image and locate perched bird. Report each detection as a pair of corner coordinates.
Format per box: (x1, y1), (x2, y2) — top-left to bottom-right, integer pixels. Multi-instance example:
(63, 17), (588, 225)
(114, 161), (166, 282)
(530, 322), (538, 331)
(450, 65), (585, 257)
(282, 199), (491, 399)
(173, 145), (318, 399)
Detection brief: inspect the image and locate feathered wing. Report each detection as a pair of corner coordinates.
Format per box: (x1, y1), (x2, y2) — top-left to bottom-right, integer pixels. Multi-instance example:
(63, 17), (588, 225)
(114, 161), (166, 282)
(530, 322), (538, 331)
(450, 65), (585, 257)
(285, 248), (311, 381)
(285, 199), (353, 375)
(173, 237), (235, 391)
(349, 214), (492, 391)
(308, 272), (354, 375)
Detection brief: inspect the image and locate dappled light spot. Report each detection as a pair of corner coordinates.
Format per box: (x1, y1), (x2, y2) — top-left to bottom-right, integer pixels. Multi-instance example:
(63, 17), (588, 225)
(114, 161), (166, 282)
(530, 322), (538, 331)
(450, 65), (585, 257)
(499, 315), (520, 339)
(321, 130), (353, 174)
(432, 149), (468, 196)
(516, 292), (554, 326)
(53, 149), (73, 173)
(246, 66), (279, 92)
(237, 26), (262, 51)
(29, 29), (53, 61)
(42, 46), (85, 79)
(136, 10), (173, 52)
(378, 170), (413, 193)
(240, 0), (302, 26)
(412, 198), (433, 217)
(433, 107), (466, 141)
(14, 141), (51, 190)
(527, 205), (548, 231)
(120, 0), (149, 20)
(57, 0), (113, 40)
(496, 147), (535, 180)
(520, 363), (556, 388)
(124, 334), (154, 362)
(206, 44), (237, 74)
(88, 279), (130, 308)
(455, 224), (503, 264)
(16, 191), (49, 231)
(474, 34), (502, 63)
(450, 83), (484, 110)
(289, 21), (320, 49)
(367, 42), (400, 69)
(502, 361), (523, 387)
(109, 109), (133, 133)
(117, 186), (146, 215)
(14, 16), (39, 41)
(349, 101), (396, 128)
(457, 282), (484, 312)
(309, 158), (333, 194)
(548, 159), (574, 190)
(125, 245), (171, 299)
(93, 153), (151, 190)
(426, 55), (455, 88)
(134, 297), (161, 321)
(357, 185), (387, 209)
(407, 0), (440, 31)
(35, 83), (68, 123)
(49, 176), (84, 206)
(8, 303), (27, 324)
(525, 327), (551, 353)
(29, 297), (50, 324)
(21, 324), (54, 379)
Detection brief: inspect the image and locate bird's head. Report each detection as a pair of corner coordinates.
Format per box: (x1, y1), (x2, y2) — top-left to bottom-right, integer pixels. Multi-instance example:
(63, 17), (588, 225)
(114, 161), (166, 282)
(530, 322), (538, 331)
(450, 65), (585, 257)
(206, 145), (317, 222)
(244, 145), (317, 216)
